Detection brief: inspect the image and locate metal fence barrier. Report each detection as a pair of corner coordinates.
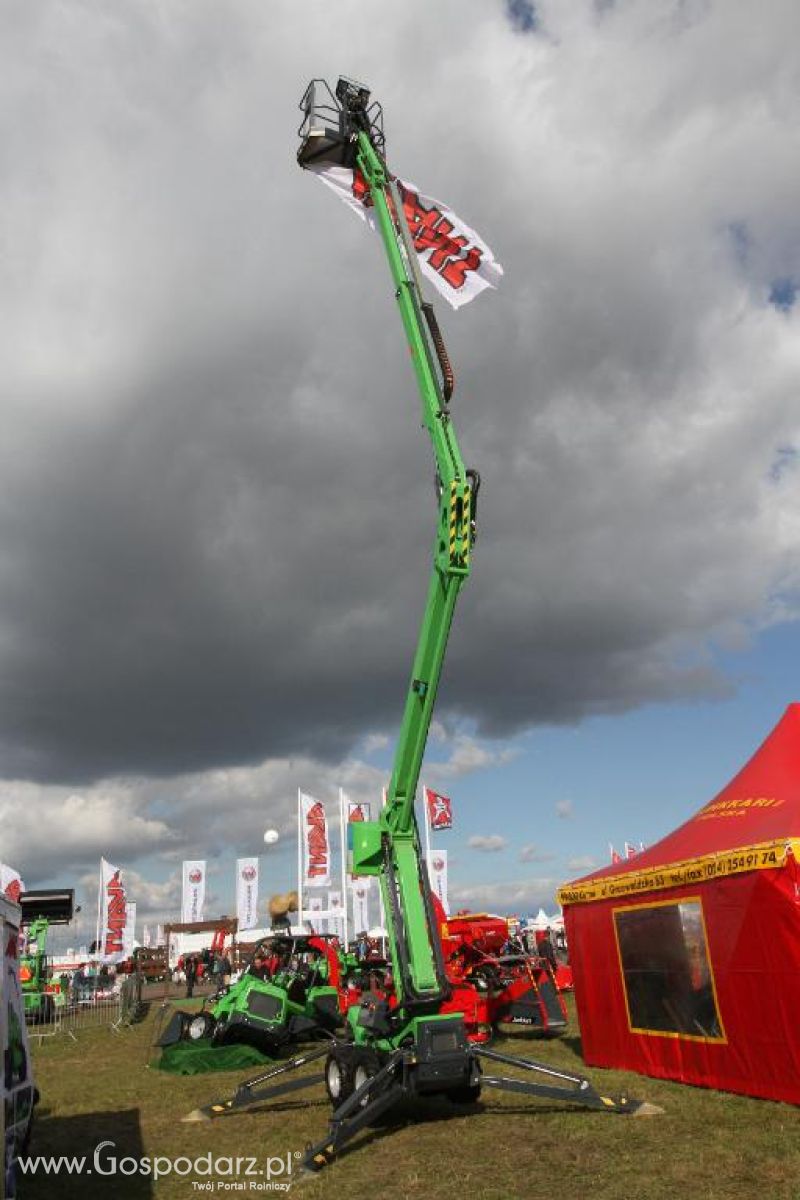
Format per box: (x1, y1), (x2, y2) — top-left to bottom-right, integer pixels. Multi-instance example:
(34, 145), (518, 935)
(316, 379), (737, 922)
(25, 975), (145, 1042)
(22, 992), (63, 1044)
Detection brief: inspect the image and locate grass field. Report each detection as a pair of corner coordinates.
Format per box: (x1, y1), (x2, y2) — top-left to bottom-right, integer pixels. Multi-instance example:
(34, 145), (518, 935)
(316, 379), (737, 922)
(24, 995), (800, 1200)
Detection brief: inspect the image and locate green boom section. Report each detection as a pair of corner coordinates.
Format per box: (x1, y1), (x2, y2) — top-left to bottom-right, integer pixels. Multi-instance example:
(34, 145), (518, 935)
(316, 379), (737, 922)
(348, 132), (475, 1002)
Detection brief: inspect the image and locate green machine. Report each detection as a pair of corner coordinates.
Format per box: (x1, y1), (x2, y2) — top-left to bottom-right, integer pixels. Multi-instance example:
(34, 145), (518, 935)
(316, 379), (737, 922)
(186, 78), (657, 1166)
(298, 78), (481, 1104)
(159, 933), (344, 1053)
(19, 890), (74, 1024)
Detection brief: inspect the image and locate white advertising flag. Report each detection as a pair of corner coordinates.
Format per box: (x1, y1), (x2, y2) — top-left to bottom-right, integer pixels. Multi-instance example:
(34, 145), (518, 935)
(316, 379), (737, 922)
(300, 792), (331, 887)
(100, 858), (128, 960)
(142, 925), (151, 949)
(181, 860), (206, 923)
(0, 864), (24, 903)
(309, 163), (503, 310)
(351, 881), (370, 935)
(156, 923), (164, 946)
(236, 857), (259, 932)
(123, 902), (136, 958)
(327, 891), (345, 941)
(305, 894), (325, 932)
(429, 849), (449, 916)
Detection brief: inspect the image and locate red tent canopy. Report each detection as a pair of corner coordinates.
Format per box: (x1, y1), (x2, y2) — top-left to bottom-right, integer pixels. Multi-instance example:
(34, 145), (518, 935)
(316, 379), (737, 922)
(558, 705), (800, 1105)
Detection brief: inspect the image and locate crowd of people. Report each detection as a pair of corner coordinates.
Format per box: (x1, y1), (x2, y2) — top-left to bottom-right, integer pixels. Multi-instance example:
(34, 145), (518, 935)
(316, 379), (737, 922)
(51, 961), (118, 1002)
(180, 948), (232, 998)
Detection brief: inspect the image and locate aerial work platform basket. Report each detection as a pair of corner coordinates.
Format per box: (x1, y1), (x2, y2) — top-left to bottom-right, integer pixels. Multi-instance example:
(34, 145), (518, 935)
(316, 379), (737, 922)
(297, 77), (385, 169)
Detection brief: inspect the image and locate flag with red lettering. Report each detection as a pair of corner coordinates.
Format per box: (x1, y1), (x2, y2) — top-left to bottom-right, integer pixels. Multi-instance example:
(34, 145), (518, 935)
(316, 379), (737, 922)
(300, 792), (331, 887)
(100, 858), (128, 960)
(609, 844), (622, 864)
(0, 864), (24, 903)
(425, 788), (453, 831)
(624, 841), (641, 859)
(309, 164), (503, 310)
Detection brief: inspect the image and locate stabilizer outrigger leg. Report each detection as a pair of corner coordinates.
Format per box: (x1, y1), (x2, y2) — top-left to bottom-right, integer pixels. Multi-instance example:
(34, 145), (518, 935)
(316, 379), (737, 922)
(182, 1044), (330, 1122)
(475, 1046), (662, 1116)
(303, 1048), (406, 1172)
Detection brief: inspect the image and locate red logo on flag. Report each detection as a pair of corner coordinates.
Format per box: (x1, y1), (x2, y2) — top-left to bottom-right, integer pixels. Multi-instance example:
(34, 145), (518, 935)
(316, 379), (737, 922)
(241, 865), (257, 882)
(351, 169), (483, 294)
(425, 788), (453, 831)
(4, 878), (21, 903)
(306, 801), (329, 878)
(104, 870), (126, 956)
(188, 869), (203, 884)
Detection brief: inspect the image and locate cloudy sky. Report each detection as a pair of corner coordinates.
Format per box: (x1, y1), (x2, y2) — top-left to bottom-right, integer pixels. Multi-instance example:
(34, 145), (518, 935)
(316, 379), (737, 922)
(2, 0), (799, 936)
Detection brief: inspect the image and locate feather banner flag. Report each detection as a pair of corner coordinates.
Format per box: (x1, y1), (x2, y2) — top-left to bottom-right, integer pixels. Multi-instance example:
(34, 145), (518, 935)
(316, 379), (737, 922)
(308, 163), (503, 310)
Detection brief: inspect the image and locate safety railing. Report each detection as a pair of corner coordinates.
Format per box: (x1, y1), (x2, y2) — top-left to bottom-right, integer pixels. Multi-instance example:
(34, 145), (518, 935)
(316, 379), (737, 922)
(26, 975), (146, 1043)
(22, 991), (64, 1043)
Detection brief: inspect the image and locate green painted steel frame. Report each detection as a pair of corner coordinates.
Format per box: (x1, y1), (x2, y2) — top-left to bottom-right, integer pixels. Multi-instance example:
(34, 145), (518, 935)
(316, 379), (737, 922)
(350, 132), (475, 1000)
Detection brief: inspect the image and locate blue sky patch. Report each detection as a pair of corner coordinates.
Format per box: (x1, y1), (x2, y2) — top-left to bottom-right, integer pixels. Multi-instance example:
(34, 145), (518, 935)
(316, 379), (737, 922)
(506, 0), (538, 33)
(769, 277), (798, 312)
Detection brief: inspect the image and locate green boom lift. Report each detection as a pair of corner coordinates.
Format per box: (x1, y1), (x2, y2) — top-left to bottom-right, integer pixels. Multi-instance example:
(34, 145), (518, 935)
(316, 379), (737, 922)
(185, 77), (658, 1166)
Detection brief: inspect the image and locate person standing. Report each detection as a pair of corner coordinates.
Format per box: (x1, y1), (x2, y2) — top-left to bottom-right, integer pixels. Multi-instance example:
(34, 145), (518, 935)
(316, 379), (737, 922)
(185, 954), (197, 999)
(537, 928), (558, 975)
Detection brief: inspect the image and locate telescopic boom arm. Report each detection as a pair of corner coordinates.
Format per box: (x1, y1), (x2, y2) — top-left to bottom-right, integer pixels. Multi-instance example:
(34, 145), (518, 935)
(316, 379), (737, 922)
(297, 78), (478, 1010)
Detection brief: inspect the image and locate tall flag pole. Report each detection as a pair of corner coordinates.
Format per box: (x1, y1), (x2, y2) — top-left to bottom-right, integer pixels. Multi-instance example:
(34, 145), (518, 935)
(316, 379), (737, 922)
(297, 787), (304, 932)
(95, 859), (102, 957)
(422, 782), (433, 880)
(338, 787), (349, 948)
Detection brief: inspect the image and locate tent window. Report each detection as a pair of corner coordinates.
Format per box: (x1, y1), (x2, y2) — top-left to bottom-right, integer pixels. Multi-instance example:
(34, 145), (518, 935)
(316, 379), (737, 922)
(614, 899), (724, 1040)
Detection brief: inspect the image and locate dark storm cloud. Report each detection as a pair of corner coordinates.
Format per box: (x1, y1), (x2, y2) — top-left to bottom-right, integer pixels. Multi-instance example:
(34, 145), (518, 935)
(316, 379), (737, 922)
(1, 0), (800, 788)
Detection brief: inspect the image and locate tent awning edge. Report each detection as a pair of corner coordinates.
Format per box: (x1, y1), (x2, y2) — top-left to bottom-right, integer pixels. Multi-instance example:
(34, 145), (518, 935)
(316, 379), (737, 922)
(557, 837), (800, 906)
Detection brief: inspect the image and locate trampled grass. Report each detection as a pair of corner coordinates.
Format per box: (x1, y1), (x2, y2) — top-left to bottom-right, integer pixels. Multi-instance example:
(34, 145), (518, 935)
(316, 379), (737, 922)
(24, 996), (800, 1200)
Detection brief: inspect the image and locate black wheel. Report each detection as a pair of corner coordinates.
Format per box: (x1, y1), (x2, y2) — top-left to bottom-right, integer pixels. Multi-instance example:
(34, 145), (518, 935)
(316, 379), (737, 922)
(324, 1050), (354, 1106)
(186, 1012), (216, 1042)
(351, 1048), (383, 1108)
(446, 1082), (482, 1105)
